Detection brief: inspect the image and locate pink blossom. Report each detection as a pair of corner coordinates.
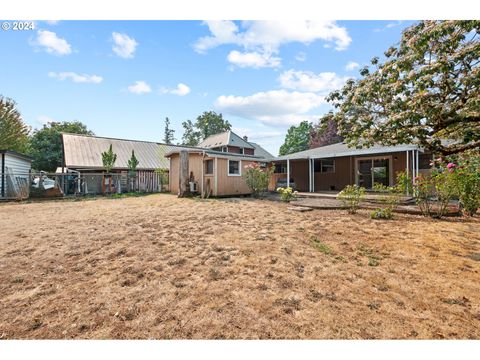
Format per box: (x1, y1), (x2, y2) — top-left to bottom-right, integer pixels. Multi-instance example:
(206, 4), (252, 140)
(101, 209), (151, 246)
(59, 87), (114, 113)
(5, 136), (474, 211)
(447, 163), (456, 169)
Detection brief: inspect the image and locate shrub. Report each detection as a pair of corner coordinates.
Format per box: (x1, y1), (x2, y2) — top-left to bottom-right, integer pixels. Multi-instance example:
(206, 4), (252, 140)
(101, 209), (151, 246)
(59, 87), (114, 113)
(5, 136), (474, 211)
(244, 163), (274, 198)
(277, 186), (298, 202)
(452, 154), (480, 216)
(370, 207), (393, 220)
(338, 185), (365, 214)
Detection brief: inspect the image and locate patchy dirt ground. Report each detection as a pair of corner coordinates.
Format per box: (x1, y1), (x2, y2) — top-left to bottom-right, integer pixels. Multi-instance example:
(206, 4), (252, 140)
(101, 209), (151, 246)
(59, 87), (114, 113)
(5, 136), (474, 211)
(0, 194), (479, 339)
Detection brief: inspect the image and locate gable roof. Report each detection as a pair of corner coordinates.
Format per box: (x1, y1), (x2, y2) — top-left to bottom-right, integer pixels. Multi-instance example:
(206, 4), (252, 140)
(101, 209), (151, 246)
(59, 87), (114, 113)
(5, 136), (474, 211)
(198, 130), (254, 149)
(0, 150), (33, 162)
(248, 142), (275, 160)
(274, 142), (422, 161)
(62, 133), (197, 170)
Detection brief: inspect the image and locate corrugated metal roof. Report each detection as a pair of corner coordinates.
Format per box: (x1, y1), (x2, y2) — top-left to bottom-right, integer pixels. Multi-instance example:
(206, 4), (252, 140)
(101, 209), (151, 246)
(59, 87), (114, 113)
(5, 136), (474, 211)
(62, 133), (195, 170)
(274, 142), (422, 161)
(198, 131), (254, 149)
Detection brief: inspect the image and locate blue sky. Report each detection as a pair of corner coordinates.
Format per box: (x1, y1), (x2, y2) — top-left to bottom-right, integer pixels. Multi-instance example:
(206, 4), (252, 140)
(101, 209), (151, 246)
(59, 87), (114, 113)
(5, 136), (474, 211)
(0, 20), (416, 155)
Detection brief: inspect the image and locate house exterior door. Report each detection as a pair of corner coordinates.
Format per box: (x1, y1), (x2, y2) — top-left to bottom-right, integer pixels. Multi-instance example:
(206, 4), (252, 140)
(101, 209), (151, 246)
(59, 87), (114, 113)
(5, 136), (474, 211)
(356, 157), (391, 189)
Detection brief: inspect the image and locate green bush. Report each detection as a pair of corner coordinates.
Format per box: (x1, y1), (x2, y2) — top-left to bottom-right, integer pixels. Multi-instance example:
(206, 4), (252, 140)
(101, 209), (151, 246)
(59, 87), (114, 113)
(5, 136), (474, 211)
(451, 154), (480, 216)
(277, 186), (297, 202)
(338, 185), (365, 214)
(370, 208), (393, 220)
(244, 163), (274, 198)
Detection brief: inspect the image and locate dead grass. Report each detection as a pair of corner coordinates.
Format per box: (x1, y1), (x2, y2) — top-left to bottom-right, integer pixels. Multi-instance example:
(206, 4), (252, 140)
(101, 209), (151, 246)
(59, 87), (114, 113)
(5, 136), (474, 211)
(0, 194), (479, 339)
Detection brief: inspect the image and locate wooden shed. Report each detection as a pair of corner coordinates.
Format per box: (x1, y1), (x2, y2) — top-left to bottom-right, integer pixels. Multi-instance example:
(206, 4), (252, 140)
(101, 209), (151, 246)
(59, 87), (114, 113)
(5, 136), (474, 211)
(0, 150), (32, 199)
(166, 149), (267, 197)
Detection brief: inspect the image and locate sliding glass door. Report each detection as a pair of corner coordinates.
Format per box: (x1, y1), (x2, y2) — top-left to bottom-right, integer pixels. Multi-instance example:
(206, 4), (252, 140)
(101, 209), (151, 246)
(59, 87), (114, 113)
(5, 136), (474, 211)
(356, 157), (390, 189)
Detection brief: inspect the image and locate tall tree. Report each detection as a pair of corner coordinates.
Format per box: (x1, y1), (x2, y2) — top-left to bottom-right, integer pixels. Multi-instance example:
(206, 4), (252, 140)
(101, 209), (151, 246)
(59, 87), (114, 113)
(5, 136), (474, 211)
(101, 144), (117, 173)
(279, 121), (313, 156)
(163, 117), (175, 144)
(30, 121), (94, 171)
(195, 111), (232, 140)
(328, 20), (480, 156)
(180, 111), (232, 146)
(310, 112), (344, 148)
(181, 119), (201, 146)
(0, 96), (30, 153)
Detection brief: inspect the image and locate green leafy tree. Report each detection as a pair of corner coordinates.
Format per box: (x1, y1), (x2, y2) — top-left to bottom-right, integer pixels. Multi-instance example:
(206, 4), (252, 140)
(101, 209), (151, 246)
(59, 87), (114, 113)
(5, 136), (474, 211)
(163, 117), (175, 144)
(328, 20), (480, 156)
(181, 111), (231, 146)
(181, 119), (201, 146)
(127, 150), (139, 173)
(279, 121), (313, 156)
(0, 96), (30, 153)
(101, 144), (117, 173)
(30, 121), (94, 171)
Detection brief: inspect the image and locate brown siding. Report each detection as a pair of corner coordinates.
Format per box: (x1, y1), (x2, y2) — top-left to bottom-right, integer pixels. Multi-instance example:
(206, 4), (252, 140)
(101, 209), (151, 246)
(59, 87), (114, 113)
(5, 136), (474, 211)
(244, 148), (255, 155)
(215, 158), (253, 196)
(227, 146), (241, 154)
(314, 157), (353, 191)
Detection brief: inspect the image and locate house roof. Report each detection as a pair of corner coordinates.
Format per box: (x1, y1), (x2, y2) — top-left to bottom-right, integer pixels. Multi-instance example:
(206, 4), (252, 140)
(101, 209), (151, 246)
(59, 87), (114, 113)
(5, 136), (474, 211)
(165, 148), (267, 161)
(198, 130), (255, 149)
(0, 149), (33, 162)
(274, 142), (422, 161)
(248, 142), (275, 160)
(62, 133), (198, 170)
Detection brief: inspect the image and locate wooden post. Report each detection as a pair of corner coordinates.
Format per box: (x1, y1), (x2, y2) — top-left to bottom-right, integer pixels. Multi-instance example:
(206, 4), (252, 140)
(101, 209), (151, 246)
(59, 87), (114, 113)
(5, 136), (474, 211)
(179, 150), (189, 197)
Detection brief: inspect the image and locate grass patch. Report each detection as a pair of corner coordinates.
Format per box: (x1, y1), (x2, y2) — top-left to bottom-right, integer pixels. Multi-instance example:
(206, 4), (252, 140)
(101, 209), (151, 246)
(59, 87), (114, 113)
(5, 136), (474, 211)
(311, 236), (332, 255)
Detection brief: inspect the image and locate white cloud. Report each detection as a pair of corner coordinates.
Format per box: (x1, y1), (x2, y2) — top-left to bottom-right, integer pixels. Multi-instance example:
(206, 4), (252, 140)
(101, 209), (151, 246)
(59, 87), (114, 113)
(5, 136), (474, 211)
(127, 81), (151, 94)
(160, 83), (191, 96)
(278, 70), (350, 93)
(215, 90), (325, 126)
(33, 30), (71, 55)
(195, 20), (351, 53)
(345, 61), (360, 71)
(45, 20), (60, 25)
(232, 127), (283, 140)
(112, 32), (138, 59)
(295, 51), (307, 62)
(194, 21), (351, 68)
(374, 21), (403, 32)
(48, 71), (103, 84)
(227, 50), (281, 68)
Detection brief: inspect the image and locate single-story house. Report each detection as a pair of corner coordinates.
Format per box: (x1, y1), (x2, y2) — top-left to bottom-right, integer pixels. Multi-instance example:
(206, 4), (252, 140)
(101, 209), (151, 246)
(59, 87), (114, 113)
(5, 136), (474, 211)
(0, 150), (32, 199)
(270, 142), (434, 193)
(166, 131), (274, 196)
(61, 133), (193, 194)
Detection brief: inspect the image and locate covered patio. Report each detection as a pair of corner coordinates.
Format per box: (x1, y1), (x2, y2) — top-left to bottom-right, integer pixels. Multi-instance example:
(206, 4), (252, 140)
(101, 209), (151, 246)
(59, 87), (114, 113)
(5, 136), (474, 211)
(270, 142), (432, 194)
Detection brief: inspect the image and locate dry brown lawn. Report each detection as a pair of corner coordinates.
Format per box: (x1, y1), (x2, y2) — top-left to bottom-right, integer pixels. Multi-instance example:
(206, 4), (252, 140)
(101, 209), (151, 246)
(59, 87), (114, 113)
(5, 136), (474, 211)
(0, 194), (479, 339)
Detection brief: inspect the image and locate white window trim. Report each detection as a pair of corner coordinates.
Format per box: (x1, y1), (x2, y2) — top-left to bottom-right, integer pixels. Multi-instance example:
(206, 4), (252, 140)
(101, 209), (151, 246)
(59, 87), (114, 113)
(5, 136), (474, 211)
(227, 159), (242, 176)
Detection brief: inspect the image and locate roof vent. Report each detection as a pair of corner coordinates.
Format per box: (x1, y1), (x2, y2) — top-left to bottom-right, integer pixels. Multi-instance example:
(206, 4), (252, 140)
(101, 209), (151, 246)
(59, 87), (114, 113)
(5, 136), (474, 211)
(243, 136), (248, 142)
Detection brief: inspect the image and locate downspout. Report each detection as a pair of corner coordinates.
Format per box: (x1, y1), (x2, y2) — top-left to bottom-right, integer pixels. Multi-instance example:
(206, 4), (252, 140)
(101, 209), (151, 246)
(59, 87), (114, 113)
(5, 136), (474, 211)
(1, 153), (5, 198)
(201, 151), (205, 198)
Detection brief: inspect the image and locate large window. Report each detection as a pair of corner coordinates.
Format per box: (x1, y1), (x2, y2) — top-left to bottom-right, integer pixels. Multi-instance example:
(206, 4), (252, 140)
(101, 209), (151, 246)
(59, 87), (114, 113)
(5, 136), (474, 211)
(419, 153), (433, 169)
(205, 159), (213, 174)
(314, 159), (335, 173)
(228, 160), (241, 176)
(274, 163), (287, 173)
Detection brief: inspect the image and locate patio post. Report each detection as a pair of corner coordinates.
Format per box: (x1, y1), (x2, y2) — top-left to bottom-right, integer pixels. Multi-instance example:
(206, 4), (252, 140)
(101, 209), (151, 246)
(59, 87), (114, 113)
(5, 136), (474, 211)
(287, 159), (290, 188)
(406, 150), (409, 195)
(308, 158), (312, 192)
(416, 149), (419, 182)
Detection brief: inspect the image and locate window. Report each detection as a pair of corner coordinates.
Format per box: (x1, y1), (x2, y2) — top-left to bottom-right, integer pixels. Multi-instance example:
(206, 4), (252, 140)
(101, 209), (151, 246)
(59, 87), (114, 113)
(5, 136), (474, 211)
(221, 146), (227, 152)
(239, 148), (244, 154)
(419, 153), (433, 169)
(274, 163), (287, 173)
(314, 159), (335, 173)
(228, 160), (241, 176)
(205, 159), (213, 175)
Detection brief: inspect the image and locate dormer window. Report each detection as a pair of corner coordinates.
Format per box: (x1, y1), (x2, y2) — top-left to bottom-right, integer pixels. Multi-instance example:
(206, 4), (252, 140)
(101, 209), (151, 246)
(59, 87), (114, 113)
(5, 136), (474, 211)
(239, 148), (244, 155)
(222, 146), (227, 152)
